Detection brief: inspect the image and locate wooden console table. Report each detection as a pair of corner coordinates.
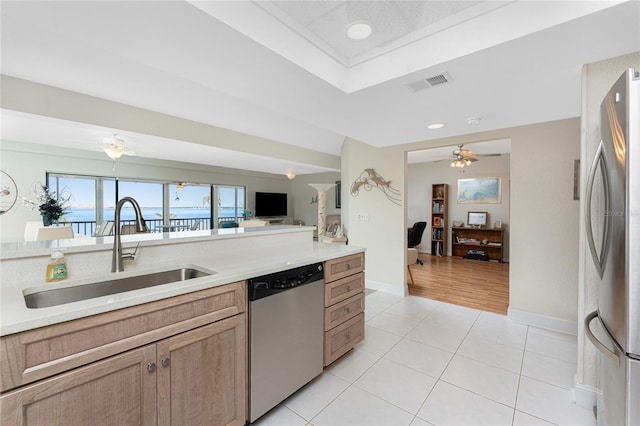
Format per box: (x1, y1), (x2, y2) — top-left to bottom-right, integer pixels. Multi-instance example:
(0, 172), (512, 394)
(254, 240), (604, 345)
(451, 227), (504, 262)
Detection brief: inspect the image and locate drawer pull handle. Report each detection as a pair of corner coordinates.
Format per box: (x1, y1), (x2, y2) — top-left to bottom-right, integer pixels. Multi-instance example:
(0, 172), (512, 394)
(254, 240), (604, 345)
(147, 362), (156, 373)
(345, 334), (351, 340)
(345, 307), (351, 313)
(346, 264), (351, 269)
(161, 357), (170, 367)
(346, 285), (351, 291)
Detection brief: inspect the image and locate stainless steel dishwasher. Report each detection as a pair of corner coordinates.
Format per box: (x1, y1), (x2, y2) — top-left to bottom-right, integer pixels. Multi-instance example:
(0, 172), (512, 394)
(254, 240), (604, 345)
(248, 263), (324, 423)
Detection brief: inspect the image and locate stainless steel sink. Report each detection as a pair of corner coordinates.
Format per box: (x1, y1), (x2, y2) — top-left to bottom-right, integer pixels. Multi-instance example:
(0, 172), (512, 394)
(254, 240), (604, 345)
(24, 267), (216, 309)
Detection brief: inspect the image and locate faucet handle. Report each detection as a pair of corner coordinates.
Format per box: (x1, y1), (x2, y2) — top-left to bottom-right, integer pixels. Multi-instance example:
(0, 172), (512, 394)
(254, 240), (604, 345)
(122, 242), (141, 260)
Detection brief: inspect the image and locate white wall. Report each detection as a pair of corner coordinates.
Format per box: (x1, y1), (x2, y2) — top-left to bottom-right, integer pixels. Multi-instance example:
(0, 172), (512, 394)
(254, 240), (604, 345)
(342, 138), (406, 296)
(408, 153), (511, 260)
(290, 172), (341, 229)
(509, 120), (580, 325)
(576, 52), (640, 400)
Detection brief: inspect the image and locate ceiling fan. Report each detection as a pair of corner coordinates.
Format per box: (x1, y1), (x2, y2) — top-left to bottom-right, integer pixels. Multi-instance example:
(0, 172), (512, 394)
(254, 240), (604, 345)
(449, 144), (500, 168)
(102, 134), (136, 160)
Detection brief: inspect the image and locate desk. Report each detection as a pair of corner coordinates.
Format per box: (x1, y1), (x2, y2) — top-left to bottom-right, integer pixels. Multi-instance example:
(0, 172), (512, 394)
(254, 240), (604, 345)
(157, 224), (191, 232)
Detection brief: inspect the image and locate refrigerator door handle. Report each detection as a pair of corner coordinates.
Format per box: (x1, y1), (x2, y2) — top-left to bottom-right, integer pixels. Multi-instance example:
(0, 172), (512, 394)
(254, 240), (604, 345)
(584, 141), (611, 278)
(585, 310), (621, 363)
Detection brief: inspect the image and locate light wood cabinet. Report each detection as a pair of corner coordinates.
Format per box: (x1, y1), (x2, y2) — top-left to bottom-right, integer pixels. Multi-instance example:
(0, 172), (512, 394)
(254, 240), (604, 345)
(1, 345), (157, 426)
(157, 316), (245, 426)
(323, 253), (365, 366)
(1, 282), (247, 426)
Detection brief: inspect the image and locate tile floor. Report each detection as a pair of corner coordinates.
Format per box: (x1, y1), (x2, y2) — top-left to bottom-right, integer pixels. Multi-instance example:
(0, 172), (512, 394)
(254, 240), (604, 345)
(254, 291), (595, 426)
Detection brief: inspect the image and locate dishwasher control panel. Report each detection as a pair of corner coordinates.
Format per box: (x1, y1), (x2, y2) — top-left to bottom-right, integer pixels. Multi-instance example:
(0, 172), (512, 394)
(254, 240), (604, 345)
(248, 263), (324, 301)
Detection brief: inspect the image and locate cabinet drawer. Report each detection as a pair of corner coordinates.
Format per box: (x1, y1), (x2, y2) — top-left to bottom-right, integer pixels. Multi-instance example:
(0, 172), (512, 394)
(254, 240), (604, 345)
(1, 281), (246, 393)
(324, 253), (364, 282)
(324, 272), (364, 307)
(324, 313), (364, 366)
(324, 293), (364, 331)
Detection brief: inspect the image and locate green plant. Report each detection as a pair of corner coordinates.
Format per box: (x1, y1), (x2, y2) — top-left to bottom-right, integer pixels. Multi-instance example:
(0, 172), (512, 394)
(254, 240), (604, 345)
(22, 184), (70, 220)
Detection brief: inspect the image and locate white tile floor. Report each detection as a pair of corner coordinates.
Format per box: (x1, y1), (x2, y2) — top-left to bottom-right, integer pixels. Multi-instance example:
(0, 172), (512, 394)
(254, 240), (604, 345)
(253, 292), (595, 426)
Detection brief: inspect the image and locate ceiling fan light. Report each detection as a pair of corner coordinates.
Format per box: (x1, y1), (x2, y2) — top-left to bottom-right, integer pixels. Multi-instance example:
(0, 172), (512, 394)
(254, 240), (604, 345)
(465, 159), (472, 165)
(103, 146), (124, 160)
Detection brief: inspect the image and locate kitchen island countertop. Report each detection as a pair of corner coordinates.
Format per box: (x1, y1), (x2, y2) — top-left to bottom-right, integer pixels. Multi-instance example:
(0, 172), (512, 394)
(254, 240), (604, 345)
(1, 225), (364, 336)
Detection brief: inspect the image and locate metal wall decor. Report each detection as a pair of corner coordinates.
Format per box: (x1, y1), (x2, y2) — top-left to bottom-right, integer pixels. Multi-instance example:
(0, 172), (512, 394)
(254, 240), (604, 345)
(350, 168), (402, 206)
(0, 170), (18, 214)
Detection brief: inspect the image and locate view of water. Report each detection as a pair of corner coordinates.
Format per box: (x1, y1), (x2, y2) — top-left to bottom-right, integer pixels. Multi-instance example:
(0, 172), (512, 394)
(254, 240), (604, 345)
(65, 206), (240, 222)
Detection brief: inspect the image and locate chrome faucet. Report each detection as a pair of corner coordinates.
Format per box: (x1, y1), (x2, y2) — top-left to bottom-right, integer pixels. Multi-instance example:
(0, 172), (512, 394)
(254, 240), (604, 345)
(112, 196), (147, 272)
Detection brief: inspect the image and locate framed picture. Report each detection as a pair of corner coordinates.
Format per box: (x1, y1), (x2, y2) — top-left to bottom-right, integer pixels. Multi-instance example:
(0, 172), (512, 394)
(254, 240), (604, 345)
(457, 177), (501, 204)
(493, 220), (502, 229)
(433, 217), (442, 227)
(335, 180), (341, 208)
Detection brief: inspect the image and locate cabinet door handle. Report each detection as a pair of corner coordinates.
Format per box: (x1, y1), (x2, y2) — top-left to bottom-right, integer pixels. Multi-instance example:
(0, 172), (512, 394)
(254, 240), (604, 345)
(161, 357), (170, 367)
(147, 362), (156, 373)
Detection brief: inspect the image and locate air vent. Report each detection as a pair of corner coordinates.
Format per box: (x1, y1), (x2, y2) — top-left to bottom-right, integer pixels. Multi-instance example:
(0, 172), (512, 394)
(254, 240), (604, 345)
(426, 74), (449, 86)
(407, 72), (453, 93)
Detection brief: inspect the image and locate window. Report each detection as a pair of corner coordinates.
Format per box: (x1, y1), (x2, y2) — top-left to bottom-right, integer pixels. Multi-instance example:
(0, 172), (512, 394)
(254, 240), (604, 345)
(47, 174), (245, 235)
(217, 186), (245, 226)
(170, 184), (212, 230)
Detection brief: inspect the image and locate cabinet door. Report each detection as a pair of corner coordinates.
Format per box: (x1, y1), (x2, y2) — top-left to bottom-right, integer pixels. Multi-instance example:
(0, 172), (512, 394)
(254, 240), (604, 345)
(0, 345), (157, 426)
(157, 315), (246, 426)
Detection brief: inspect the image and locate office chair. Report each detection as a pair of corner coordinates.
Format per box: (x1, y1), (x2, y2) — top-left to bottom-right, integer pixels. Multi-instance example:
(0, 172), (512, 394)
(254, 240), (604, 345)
(408, 221), (427, 265)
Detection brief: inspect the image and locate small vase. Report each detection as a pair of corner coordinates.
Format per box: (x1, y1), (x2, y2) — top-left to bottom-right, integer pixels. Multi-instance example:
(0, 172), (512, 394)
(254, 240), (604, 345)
(42, 215), (54, 226)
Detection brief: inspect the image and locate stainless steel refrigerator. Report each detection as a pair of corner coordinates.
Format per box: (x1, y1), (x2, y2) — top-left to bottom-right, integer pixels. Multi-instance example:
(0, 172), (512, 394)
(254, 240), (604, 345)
(585, 68), (639, 426)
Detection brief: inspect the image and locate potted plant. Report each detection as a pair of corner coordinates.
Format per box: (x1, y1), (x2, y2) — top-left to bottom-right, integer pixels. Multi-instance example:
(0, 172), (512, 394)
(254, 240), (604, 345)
(23, 184), (70, 226)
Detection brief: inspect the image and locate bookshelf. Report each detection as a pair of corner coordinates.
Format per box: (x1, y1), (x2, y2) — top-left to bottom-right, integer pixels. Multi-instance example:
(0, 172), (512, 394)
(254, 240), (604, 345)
(431, 183), (447, 257)
(451, 227), (504, 262)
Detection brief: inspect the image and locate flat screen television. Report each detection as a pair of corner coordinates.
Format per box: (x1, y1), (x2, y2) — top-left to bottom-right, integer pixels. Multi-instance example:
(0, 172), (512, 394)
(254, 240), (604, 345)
(255, 192), (287, 217)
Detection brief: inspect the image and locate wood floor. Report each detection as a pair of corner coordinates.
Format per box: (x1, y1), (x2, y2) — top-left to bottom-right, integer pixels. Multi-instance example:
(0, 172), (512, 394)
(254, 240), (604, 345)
(408, 254), (509, 315)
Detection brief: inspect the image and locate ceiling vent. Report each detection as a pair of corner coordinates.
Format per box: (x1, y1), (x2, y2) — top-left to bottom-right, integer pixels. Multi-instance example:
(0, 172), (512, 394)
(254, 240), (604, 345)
(407, 72), (453, 93)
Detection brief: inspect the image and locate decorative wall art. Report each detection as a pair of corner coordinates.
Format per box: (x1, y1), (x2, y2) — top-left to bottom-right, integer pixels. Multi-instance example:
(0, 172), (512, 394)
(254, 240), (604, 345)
(350, 169), (402, 206)
(0, 171), (18, 214)
(457, 177), (502, 204)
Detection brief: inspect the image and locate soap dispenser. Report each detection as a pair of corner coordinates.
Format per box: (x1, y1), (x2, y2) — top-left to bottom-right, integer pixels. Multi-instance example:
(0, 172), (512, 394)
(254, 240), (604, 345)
(46, 250), (68, 282)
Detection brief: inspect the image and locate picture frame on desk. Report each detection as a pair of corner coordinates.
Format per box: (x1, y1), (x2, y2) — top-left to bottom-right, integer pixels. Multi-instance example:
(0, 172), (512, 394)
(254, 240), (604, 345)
(493, 220), (502, 229)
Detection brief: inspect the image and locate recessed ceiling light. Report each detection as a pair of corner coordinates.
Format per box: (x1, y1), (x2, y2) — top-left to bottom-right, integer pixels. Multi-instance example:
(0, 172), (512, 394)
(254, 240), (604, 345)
(347, 21), (372, 40)
(427, 123), (445, 130)
(467, 117), (481, 125)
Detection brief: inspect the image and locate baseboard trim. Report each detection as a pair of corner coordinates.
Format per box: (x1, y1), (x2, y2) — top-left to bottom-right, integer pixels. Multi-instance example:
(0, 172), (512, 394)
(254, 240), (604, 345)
(507, 307), (578, 335)
(365, 279), (407, 297)
(573, 383), (597, 409)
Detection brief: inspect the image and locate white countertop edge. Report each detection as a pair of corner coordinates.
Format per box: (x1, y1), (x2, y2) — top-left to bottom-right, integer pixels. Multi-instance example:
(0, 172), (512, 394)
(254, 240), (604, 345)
(1, 244), (365, 336)
(0, 225), (314, 260)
